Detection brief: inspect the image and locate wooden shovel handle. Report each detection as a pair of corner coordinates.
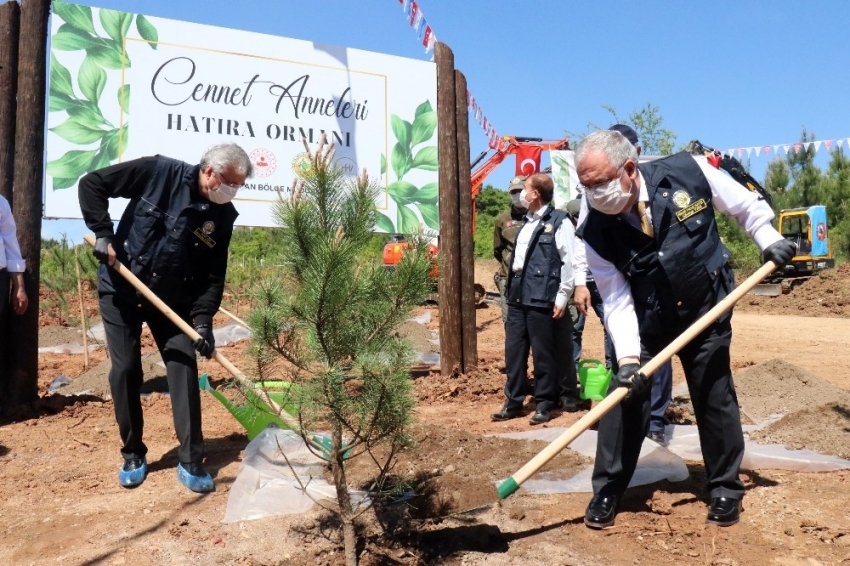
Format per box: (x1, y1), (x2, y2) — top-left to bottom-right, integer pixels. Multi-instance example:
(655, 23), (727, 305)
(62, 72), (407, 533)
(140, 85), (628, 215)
(498, 260), (778, 498)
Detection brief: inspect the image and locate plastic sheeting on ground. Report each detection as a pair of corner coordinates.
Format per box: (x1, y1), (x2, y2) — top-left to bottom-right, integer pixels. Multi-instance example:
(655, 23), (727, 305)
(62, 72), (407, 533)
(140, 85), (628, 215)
(494, 423), (850, 494)
(38, 343), (100, 355)
(223, 426), (367, 523)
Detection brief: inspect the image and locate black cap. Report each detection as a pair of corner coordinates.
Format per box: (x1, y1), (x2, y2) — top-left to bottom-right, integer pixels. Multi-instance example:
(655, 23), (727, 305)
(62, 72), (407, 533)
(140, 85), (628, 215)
(609, 124), (639, 146)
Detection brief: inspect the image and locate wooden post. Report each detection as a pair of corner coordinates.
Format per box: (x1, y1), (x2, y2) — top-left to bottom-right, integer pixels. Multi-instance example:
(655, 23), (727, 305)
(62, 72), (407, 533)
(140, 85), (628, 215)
(454, 70), (477, 372)
(8, 0), (51, 405)
(435, 42), (463, 376)
(0, 1), (19, 203)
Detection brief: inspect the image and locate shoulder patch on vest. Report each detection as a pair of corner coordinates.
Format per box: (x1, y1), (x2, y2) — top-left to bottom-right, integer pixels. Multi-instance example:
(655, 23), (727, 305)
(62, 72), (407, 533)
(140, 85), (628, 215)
(675, 198), (708, 222)
(543, 223), (553, 233)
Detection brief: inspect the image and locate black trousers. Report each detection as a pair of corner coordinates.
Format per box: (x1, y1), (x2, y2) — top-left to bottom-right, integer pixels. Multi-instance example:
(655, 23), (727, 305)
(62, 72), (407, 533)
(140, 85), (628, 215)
(504, 281), (575, 413)
(99, 291), (203, 464)
(591, 315), (745, 500)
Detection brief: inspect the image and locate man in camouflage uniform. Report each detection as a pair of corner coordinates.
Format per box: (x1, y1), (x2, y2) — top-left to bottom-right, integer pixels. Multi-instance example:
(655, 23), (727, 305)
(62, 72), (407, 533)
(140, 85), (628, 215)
(493, 175), (528, 322)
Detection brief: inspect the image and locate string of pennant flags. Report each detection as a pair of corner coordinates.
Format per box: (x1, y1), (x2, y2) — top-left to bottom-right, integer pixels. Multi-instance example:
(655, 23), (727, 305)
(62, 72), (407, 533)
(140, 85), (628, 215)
(723, 137), (850, 160)
(397, 0), (501, 149)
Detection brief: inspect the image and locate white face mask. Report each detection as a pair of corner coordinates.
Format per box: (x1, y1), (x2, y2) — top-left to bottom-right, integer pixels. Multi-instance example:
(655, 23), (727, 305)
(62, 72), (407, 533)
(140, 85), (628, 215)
(519, 189), (532, 209)
(585, 175), (631, 215)
(510, 191), (525, 209)
(207, 183), (239, 204)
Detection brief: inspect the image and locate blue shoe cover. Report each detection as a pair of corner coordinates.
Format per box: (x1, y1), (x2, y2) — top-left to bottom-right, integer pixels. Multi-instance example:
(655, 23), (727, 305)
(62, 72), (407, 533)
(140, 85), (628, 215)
(177, 462), (214, 493)
(118, 457), (148, 488)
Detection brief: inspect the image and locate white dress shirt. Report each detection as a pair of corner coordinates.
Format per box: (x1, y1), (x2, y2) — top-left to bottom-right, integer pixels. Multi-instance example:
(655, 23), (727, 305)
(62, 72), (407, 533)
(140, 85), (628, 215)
(0, 195), (25, 272)
(582, 155), (784, 361)
(511, 203), (575, 308)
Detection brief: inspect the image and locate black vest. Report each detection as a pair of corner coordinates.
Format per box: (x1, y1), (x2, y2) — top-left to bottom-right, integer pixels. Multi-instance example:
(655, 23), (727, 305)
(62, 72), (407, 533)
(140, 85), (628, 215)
(577, 152), (733, 333)
(507, 204), (567, 308)
(100, 156), (238, 307)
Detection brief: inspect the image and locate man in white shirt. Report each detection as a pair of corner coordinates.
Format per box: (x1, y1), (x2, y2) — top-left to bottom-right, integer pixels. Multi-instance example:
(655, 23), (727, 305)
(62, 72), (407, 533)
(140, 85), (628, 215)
(575, 130), (795, 529)
(491, 173), (576, 425)
(0, 194), (29, 391)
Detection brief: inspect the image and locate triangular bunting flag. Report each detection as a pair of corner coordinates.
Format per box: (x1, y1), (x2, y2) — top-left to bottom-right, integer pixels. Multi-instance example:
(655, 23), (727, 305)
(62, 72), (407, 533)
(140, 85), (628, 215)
(783, 144), (790, 154)
(728, 149), (735, 158)
(402, 0), (411, 14)
(421, 23), (432, 49)
(746, 148), (753, 158)
(737, 148), (744, 158)
(773, 145), (781, 155)
(813, 141), (822, 153)
(794, 143), (801, 153)
(409, 1), (419, 26)
(764, 146), (771, 155)
(838, 139), (845, 149)
(825, 140), (833, 151)
(754, 147), (761, 157)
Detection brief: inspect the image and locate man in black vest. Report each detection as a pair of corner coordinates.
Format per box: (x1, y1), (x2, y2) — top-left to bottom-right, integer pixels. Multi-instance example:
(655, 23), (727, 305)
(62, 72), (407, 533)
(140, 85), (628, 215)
(493, 175), (528, 323)
(491, 173), (576, 425)
(574, 130), (794, 528)
(79, 143), (253, 493)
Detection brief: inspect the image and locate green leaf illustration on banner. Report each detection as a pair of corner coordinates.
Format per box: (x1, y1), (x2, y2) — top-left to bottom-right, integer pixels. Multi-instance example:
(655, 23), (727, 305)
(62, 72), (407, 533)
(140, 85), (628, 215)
(390, 115), (411, 151)
(136, 14), (158, 49)
(46, 149), (97, 179)
(47, 6), (158, 189)
(410, 110), (436, 147)
(390, 142), (410, 180)
(413, 182), (438, 205)
(50, 117), (108, 144)
(376, 212), (395, 234)
(78, 55), (106, 103)
(51, 23), (100, 51)
(118, 84), (130, 114)
(87, 42), (127, 70)
(398, 205), (420, 235)
(53, 2), (96, 35)
(387, 181), (417, 206)
(382, 101), (438, 234)
(99, 8), (133, 43)
(380, 153), (386, 176)
(418, 203), (439, 230)
(411, 146), (438, 171)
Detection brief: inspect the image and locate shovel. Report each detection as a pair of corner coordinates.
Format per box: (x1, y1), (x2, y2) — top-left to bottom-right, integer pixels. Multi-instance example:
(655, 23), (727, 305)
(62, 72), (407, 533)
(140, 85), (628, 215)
(83, 234), (325, 452)
(493, 260), (779, 501)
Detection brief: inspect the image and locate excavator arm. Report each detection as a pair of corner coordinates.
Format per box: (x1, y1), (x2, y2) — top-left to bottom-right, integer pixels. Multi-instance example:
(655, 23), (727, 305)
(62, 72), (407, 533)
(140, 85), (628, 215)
(471, 136), (570, 200)
(687, 139), (774, 209)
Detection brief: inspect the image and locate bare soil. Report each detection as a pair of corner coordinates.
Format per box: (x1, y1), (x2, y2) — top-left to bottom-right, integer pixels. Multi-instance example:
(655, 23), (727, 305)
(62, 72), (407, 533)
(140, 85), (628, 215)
(1, 261), (850, 565)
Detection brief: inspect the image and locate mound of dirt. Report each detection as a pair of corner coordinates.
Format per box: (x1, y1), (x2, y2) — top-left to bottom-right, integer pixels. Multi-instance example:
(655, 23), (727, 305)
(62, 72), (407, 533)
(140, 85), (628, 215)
(749, 402), (850, 459)
(734, 358), (850, 424)
(58, 353), (168, 398)
(737, 264), (850, 318)
(342, 422), (590, 518)
(38, 325), (84, 347)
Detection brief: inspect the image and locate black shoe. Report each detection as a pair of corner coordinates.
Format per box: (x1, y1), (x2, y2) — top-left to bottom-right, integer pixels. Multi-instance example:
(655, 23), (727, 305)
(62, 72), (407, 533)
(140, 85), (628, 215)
(560, 395), (579, 413)
(706, 497), (742, 526)
(529, 410), (550, 425)
(585, 493), (618, 529)
(646, 431), (668, 448)
(492, 405), (523, 421)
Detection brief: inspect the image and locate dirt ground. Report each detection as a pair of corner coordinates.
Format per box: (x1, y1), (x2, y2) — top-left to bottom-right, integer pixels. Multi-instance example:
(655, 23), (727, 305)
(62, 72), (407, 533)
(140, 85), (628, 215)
(2, 261), (850, 565)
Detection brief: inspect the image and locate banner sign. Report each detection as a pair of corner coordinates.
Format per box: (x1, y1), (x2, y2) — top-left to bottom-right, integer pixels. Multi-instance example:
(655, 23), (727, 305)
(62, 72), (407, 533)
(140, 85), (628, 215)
(45, 1), (438, 233)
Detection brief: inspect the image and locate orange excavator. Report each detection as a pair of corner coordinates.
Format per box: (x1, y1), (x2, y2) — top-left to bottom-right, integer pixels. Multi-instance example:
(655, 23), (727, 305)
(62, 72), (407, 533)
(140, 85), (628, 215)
(383, 136), (571, 301)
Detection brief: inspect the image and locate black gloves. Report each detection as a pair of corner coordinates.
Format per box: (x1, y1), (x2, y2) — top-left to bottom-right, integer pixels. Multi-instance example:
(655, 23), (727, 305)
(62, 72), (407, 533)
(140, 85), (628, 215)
(763, 239), (797, 268)
(614, 363), (649, 403)
(192, 324), (215, 358)
(93, 236), (113, 264)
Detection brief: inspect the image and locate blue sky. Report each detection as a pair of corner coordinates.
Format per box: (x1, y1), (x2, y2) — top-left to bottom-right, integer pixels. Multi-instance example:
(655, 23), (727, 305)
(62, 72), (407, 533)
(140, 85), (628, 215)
(42, 0), (850, 241)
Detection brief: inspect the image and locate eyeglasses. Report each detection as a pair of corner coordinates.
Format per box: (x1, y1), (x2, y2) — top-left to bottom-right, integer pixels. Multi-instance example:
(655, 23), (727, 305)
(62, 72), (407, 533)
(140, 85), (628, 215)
(217, 172), (241, 189)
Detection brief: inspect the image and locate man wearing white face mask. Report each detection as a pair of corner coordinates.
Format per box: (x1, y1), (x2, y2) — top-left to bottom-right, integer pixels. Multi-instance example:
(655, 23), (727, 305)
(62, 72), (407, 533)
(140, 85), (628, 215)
(574, 129), (795, 529)
(79, 143), (253, 494)
(492, 173), (576, 425)
(493, 175), (529, 323)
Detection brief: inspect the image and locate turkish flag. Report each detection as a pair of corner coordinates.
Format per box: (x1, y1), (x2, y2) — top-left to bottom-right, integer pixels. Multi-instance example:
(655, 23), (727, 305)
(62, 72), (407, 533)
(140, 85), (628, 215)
(515, 146), (542, 176)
